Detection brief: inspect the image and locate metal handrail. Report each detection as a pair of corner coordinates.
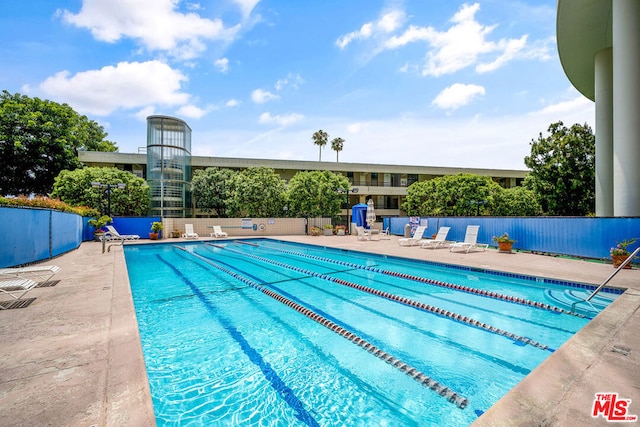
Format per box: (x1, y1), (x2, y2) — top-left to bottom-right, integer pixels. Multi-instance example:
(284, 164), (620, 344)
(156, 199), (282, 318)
(571, 246), (640, 313)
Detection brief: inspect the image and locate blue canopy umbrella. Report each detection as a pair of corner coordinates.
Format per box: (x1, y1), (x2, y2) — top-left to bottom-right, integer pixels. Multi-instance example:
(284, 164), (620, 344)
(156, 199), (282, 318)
(351, 203), (368, 229)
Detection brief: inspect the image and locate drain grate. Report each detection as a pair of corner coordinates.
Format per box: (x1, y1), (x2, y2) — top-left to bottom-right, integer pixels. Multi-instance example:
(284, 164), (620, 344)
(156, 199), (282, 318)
(611, 345), (631, 356)
(36, 279), (60, 288)
(0, 298), (36, 310)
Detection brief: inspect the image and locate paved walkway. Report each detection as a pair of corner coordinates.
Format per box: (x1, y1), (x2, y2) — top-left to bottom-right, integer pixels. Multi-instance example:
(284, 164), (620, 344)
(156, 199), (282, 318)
(1, 235), (638, 426)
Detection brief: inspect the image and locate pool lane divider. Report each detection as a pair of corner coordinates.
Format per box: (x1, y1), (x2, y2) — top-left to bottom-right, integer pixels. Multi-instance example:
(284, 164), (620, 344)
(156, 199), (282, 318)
(247, 243), (585, 318)
(179, 245), (470, 409)
(235, 240), (259, 247)
(211, 243), (553, 352)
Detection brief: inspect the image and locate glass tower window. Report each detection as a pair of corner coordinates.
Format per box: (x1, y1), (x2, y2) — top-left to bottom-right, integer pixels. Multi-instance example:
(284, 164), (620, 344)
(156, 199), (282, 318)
(146, 115), (192, 218)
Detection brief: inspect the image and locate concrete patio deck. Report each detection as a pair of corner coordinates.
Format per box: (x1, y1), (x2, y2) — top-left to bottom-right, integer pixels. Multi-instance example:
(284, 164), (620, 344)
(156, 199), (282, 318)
(0, 234), (638, 426)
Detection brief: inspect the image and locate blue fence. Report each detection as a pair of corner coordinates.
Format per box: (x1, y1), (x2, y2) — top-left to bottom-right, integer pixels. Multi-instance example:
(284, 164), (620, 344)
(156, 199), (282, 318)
(81, 216), (162, 241)
(1, 206), (161, 268)
(2, 205), (638, 267)
(1, 207), (83, 267)
(384, 216), (640, 260)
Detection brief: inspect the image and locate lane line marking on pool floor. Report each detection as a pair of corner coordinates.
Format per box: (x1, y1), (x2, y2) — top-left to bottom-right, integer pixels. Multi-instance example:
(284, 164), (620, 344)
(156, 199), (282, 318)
(176, 245), (470, 409)
(157, 251), (321, 427)
(208, 243), (553, 352)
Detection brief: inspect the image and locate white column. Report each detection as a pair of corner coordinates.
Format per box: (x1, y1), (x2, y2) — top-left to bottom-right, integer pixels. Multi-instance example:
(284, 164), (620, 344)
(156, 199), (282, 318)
(594, 48), (613, 216)
(613, 0), (640, 216)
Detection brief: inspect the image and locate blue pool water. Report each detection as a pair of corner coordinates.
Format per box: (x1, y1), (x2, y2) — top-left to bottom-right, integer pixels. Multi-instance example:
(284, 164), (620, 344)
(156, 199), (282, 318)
(124, 239), (621, 426)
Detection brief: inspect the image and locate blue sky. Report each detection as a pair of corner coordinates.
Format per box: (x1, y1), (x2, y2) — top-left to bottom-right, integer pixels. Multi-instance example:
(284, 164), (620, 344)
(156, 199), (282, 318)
(0, 0), (594, 170)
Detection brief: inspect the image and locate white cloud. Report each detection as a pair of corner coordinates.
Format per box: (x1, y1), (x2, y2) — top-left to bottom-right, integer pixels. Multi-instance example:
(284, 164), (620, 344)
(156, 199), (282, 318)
(529, 93), (593, 119)
(60, 0), (239, 60)
(251, 88), (279, 104)
(214, 57), (229, 73)
(336, 9), (405, 49)
(233, 0), (260, 18)
(346, 122), (369, 133)
(475, 35), (528, 73)
(225, 98), (241, 107)
(275, 73), (304, 91)
(37, 60), (190, 116)
(377, 10), (405, 32)
(384, 25), (432, 49)
(188, 86), (594, 169)
(381, 2), (547, 77)
(176, 104), (207, 119)
(134, 105), (156, 121)
(258, 112), (304, 126)
(336, 23), (373, 49)
(432, 83), (485, 110)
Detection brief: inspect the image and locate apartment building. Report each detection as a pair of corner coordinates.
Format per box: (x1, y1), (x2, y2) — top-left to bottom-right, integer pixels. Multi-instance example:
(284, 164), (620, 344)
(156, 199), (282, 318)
(78, 150), (528, 218)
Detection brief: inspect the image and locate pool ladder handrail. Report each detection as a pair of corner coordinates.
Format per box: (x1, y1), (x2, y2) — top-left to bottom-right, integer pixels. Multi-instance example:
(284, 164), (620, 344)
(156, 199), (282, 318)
(571, 246), (639, 314)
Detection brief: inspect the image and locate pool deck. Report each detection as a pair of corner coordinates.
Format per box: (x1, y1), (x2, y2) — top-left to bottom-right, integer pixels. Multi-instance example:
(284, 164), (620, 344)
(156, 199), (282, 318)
(0, 234), (638, 426)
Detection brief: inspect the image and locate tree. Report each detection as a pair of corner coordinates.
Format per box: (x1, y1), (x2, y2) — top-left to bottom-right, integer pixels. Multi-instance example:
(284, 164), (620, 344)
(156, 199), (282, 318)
(191, 167), (235, 217)
(311, 129), (328, 161)
(403, 174), (503, 216)
(286, 171), (350, 218)
(74, 114), (118, 152)
(524, 121), (595, 216)
(492, 186), (543, 216)
(331, 137), (344, 162)
(226, 167), (287, 217)
(50, 167), (150, 216)
(0, 91), (118, 196)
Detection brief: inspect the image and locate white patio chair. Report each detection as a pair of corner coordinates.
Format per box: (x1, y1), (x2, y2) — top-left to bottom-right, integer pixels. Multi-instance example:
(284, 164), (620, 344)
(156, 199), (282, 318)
(182, 224), (199, 239)
(449, 225), (488, 253)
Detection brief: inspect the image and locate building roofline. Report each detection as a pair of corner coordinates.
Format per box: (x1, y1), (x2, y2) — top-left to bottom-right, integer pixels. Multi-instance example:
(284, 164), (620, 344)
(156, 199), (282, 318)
(146, 115), (192, 131)
(79, 151), (529, 178)
(556, 0), (612, 101)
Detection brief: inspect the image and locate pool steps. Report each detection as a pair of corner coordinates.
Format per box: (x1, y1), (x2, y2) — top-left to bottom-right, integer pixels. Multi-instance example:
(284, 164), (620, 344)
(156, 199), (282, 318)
(175, 244), (470, 409)
(245, 242), (585, 318)
(210, 243), (553, 352)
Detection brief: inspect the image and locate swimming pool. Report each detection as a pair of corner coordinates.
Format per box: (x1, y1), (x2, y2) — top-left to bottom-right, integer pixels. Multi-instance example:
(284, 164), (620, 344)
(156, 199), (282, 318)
(125, 239), (621, 426)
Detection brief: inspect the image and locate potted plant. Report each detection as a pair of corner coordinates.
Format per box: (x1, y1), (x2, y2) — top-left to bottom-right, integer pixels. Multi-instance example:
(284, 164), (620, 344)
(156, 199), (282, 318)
(87, 215), (112, 241)
(335, 225), (346, 236)
(610, 238), (637, 269)
(323, 224), (334, 236)
(493, 232), (516, 253)
(309, 226), (322, 236)
(150, 221), (163, 240)
(171, 229), (181, 238)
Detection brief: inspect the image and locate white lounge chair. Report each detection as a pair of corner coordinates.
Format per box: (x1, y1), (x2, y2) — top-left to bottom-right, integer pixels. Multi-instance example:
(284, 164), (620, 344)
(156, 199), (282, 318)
(420, 227), (451, 249)
(0, 278), (39, 308)
(355, 226), (370, 241)
(449, 225), (488, 253)
(398, 225), (427, 246)
(104, 225), (140, 241)
(379, 227), (390, 240)
(182, 224), (199, 239)
(0, 265), (61, 284)
(210, 225), (228, 238)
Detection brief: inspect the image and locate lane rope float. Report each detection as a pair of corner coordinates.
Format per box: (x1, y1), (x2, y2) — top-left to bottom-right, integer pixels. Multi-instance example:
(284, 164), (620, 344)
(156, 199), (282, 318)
(247, 243), (584, 318)
(208, 243), (553, 352)
(176, 245), (469, 409)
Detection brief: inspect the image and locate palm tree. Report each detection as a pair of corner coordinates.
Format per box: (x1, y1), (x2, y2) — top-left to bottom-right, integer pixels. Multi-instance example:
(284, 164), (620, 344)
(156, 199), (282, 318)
(331, 137), (344, 162)
(311, 129), (328, 161)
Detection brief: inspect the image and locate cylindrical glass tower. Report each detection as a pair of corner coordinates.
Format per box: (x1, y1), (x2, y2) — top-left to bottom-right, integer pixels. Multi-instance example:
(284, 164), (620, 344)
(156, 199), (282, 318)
(146, 115), (192, 218)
